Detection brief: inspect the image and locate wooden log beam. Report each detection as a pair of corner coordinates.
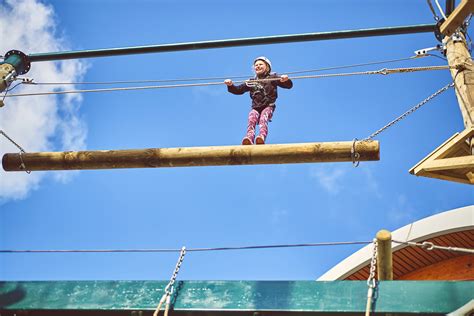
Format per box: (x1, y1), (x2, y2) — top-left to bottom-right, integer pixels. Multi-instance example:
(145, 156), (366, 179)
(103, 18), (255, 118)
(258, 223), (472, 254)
(2, 141), (380, 172)
(440, 0), (474, 37)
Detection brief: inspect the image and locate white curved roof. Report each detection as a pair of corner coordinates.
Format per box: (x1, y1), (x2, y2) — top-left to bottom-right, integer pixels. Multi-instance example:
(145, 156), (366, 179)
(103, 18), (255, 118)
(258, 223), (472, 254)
(318, 205), (474, 280)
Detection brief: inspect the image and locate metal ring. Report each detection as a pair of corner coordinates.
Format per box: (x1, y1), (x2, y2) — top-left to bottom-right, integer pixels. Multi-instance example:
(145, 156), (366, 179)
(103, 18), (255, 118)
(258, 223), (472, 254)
(351, 138), (360, 167)
(18, 152), (31, 174)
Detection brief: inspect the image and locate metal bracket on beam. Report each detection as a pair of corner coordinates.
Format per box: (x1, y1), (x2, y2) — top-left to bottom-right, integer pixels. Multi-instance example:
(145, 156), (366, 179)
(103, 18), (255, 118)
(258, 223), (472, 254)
(0, 50), (30, 94)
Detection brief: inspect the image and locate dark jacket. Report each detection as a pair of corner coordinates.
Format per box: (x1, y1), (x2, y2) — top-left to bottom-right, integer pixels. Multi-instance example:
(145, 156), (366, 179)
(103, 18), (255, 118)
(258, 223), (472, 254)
(227, 73), (293, 112)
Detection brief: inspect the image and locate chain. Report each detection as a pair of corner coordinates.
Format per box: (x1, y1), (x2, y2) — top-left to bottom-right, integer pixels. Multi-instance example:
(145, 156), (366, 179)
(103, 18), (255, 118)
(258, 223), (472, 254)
(365, 239), (378, 316)
(364, 82), (454, 141)
(153, 246), (186, 316)
(393, 240), (474, 254)
(0, 129), (30, 173)
(164, 246), (186, 294)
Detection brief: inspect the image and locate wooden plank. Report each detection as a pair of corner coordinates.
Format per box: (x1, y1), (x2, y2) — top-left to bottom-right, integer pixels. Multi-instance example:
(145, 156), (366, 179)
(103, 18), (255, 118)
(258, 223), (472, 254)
(440, 0), (474, 37)
(397, 255), (474, 281)
(413, 170), (471, 184)
(467, 171), (474, 183)
(0, 281), (472, 314)
(421, 156), (474, 172)
(410, 128), (474, 176)
(1, 141), (380, 172)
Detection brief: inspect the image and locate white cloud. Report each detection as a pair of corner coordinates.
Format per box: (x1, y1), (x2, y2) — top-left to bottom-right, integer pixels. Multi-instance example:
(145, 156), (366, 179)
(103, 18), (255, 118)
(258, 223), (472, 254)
(310, 166), (347, 194)
(0, 0), (87, 201)
(310, 164), (380, 196)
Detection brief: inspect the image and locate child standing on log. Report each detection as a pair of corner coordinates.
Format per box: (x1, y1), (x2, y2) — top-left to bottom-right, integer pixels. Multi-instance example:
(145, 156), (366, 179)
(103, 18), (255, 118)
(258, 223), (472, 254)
(225, 56), (293, 145)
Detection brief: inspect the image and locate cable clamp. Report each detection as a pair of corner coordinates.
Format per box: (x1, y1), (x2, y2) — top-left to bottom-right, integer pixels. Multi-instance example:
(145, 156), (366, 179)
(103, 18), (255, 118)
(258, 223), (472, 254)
(414, 45), (443, 56)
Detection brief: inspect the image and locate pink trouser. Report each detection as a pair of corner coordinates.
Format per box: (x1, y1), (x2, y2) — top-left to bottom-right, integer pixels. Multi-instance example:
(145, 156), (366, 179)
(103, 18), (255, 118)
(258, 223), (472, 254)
(246, 107), (274, 140)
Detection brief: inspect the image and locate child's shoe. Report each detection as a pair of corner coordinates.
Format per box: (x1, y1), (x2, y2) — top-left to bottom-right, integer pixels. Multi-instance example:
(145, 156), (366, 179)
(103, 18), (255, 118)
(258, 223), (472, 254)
(242, 137), (253, 145)
(255, 135), (265, 145)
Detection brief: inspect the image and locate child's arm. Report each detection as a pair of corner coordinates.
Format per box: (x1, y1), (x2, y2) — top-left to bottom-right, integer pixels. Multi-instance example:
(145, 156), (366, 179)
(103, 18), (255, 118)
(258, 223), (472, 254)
(224, 79), (249, 95)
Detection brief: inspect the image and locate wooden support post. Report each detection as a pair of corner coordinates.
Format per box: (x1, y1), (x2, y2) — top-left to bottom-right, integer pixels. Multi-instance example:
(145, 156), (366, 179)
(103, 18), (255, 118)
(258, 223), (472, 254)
(411, 28), (474, 184)
(2, 140), (380, 172)
(376, 230), (393, 281)
(446, 32), (474, 130)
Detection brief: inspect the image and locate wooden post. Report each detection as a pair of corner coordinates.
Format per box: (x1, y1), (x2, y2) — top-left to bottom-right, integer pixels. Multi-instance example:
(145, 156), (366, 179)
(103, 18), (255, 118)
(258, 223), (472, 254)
(376, 229), (393, 281)
(2, 140), (380, 172)
(445, 32), (474, 130)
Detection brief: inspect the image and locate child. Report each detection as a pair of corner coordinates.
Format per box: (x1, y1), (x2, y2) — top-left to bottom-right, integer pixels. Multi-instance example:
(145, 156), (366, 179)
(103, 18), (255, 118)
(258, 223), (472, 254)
(224, 56), (293, 145)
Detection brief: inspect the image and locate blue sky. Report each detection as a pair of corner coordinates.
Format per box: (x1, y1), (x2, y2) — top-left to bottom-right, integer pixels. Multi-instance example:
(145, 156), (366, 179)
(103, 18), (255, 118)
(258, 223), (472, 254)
(0, 0), (472, 281)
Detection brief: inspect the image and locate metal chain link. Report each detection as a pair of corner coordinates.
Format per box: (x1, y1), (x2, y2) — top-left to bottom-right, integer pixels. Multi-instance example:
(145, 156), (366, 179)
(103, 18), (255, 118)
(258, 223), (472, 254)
(365, 239), (378, 316)
(0, 129), (30, 173)
(164, 246), (186, 294)
(153, 246), (186, 316)
(364, 82), (454, 141)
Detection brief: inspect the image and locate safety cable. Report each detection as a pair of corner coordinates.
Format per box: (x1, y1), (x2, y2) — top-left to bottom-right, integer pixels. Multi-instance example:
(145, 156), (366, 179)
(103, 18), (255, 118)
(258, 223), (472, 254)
(0, 241), (371, 253)
(4, 65), (453, 98)
(426, 0), (440, 21)
(393, 240), (474, 255)
(434, 0), (448, 20)
(18, 55), (424, 86)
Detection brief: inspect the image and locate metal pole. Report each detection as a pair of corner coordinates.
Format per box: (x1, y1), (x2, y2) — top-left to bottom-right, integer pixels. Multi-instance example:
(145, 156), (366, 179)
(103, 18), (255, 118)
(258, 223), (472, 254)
(27, 24), (436, 62)
(445, 0), (456, 16)
(376, 230), (393, 280)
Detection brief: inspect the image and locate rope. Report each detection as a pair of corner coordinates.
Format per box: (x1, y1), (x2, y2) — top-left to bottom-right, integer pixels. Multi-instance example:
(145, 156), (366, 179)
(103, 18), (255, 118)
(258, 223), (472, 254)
(393, 240), (474, 254)
(4, 65), (453, 98)
(0, 240), (371, 253)
(153, 247), (186, 316)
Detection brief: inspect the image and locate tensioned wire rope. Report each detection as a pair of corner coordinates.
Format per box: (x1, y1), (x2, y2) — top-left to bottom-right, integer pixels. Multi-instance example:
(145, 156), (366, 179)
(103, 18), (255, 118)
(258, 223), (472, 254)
(3, 64), (455, 98)
(1, 239), (472, 254)
(0, 241), (371, 253)
(15, 55), (426, 86)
